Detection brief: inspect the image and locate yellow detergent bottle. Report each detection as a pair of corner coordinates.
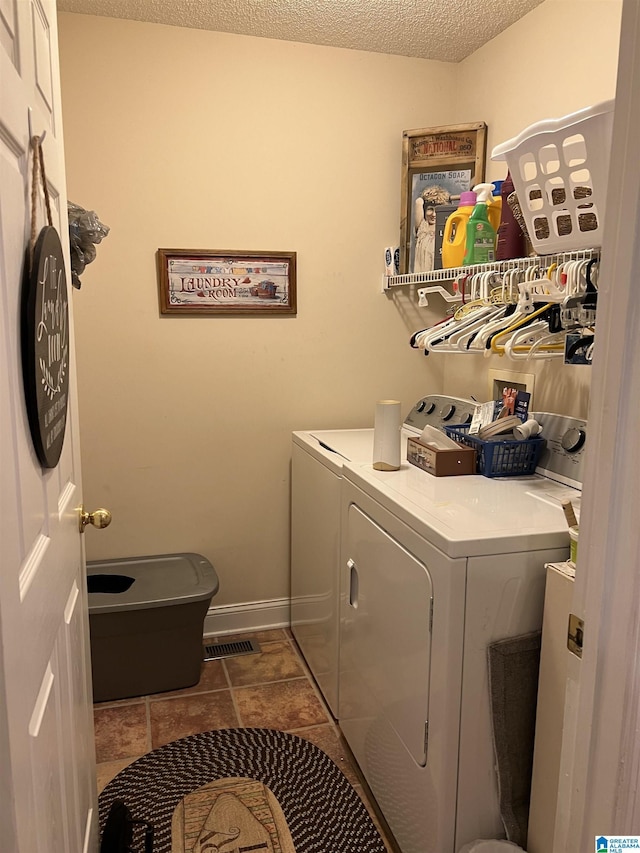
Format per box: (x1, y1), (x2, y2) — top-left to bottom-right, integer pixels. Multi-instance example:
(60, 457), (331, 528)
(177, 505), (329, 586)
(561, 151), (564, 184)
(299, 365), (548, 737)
(442, 191), (477, 268)
(488, 184), (503, 234)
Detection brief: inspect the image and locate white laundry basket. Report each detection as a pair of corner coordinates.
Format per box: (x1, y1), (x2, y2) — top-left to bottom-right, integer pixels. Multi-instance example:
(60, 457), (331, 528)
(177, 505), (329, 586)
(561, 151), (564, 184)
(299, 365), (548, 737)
(491, 100), (614, 254)
(458, 840), (526, 853)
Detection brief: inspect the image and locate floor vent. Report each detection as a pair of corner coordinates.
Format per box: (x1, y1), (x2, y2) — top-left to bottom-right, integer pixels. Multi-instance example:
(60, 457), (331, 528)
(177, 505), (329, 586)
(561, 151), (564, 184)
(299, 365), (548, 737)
(203, 639), (261, 661)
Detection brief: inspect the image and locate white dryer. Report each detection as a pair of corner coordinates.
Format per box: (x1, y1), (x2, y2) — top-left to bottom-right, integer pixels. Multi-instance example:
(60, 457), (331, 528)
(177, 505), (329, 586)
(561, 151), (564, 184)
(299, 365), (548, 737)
(290, 395), (477, 717)
(338, 413), (586, 853)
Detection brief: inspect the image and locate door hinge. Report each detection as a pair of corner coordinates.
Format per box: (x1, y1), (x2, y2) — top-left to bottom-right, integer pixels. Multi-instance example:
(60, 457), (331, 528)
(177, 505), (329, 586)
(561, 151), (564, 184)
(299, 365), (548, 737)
(424, 720), (429, 760)
(429, 597), (434, 633)
(568, 613), (584, 658)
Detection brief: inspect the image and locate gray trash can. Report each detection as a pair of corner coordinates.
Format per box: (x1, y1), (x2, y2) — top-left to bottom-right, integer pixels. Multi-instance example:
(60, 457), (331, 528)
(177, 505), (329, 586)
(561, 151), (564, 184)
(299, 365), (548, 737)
(87, 552), (219, 702)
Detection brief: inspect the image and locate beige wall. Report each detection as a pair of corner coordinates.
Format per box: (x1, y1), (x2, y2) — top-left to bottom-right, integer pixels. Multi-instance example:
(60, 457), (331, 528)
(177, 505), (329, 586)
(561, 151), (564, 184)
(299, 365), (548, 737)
(442, 0), (622, 415)
(59, 1), (622, 611)
(58, 14), (448, 606)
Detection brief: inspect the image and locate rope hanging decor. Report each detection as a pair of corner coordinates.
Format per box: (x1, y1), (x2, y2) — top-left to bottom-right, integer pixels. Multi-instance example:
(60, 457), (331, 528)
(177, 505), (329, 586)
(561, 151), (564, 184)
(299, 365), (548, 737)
(29, 135), (54, 269)
(21, 134), (70, 469)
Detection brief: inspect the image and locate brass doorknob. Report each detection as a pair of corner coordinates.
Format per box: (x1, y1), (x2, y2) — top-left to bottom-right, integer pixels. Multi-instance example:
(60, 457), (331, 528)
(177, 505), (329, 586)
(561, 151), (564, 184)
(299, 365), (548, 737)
(79, 506), (112, 532)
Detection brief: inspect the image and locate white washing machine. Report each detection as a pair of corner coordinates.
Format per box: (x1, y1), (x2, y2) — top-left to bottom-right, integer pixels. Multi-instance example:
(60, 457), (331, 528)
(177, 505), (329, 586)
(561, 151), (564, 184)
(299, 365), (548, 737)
(338, 413), (586, 853)
(290, 395), (477, 717)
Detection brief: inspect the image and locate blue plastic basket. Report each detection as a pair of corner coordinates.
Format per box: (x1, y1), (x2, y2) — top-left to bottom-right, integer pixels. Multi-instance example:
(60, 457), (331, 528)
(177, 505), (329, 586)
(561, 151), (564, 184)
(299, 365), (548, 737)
(443, 424), (546, 478)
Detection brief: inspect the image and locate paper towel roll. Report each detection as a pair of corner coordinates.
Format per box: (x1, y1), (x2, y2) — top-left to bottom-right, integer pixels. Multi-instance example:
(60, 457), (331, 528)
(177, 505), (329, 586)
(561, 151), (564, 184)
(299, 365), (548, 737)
(373, 400), (401, 471)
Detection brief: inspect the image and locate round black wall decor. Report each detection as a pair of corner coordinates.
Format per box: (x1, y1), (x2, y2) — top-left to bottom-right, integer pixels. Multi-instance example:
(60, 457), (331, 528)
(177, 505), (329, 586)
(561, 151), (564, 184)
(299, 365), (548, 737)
(22, 226), (70, 468)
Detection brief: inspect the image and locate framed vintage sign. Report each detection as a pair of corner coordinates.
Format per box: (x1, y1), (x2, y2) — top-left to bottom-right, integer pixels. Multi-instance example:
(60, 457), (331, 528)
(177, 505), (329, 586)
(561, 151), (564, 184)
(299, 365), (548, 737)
(157, 249), (297, 316)
(399, 122), (487, 275)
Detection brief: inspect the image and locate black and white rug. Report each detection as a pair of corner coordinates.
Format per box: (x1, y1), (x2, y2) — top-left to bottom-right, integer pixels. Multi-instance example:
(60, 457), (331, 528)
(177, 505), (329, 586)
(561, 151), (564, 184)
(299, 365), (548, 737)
(99, 728), (388, 852)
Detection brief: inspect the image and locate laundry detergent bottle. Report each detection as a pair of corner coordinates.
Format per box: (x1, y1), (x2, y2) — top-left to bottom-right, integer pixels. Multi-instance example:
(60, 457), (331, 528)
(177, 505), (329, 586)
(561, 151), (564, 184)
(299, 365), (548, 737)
(496, 171), (525, 260)
(463, 183), (497, 265)
(488, 185), (503, 234)
(442, 190), (476, 268)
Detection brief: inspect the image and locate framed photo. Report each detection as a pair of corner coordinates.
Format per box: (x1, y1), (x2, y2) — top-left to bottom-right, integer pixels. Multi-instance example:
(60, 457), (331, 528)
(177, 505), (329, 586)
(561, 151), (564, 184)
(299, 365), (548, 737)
(399, 122), (487, 275)
(157, 249), (297, 316)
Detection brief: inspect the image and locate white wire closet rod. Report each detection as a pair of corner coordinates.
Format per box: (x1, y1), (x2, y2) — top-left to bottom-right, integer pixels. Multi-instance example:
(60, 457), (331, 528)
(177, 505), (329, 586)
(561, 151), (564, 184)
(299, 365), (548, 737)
(383, 248), (601, 290)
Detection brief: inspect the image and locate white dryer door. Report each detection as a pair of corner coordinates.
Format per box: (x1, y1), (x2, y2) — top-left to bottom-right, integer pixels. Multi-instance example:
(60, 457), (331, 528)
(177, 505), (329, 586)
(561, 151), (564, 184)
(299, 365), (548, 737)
(341, 504), (433, 768)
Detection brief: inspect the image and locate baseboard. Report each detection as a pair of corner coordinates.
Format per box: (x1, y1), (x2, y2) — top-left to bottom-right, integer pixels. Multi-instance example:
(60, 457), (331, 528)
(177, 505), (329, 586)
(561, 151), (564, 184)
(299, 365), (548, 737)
(203, 597), (291, 637)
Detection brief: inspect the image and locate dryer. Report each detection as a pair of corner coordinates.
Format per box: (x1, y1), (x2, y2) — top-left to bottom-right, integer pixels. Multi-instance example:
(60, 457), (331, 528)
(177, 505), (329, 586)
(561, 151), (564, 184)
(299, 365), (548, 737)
(338, 413), (586, 853)
(290, 395), (477, 717)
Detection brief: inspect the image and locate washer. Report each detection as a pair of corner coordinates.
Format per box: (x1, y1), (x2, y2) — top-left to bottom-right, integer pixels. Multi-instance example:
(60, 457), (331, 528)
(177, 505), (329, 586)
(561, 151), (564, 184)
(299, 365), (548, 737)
(338, 413), (586, 853)
(290, 395), (477, 717)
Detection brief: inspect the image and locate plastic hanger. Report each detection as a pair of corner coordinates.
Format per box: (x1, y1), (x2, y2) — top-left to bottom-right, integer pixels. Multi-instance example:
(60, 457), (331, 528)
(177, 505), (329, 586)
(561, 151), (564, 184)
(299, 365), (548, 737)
(490, 302), (556, 355)
(451, 306), (508, 352)
(416, 272), (493, 352)
(409, 257), (598, 361)
(424, 305), (497, 352)
(499, 302), (565, 359)
(477, 275), (540, 352)
(429, 273), (500, 351)
(457, 305), (510, 352)
(503, 323), (566, 360)
(410, 274), (473, 349)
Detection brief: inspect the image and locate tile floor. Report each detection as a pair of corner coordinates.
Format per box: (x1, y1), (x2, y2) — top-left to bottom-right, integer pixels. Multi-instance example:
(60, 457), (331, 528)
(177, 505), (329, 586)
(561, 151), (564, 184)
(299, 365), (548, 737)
(94, 627), (400, 852)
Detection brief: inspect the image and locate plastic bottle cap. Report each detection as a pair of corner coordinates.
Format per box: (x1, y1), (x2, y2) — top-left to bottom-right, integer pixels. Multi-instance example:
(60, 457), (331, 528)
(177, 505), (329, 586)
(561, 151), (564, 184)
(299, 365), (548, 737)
(472, 183), (496, 203)
(459, 191), (477, 207)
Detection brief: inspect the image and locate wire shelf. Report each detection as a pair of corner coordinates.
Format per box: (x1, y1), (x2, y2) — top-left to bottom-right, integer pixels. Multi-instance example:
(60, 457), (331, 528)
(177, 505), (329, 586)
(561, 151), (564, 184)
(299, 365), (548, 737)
(383, 248), (601, 291)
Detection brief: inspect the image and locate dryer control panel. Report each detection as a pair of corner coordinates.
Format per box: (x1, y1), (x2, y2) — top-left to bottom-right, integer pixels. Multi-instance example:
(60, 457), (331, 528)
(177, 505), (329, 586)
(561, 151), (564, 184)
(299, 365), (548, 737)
(531, 412), (588, 488)
(404, 395), (477, 433)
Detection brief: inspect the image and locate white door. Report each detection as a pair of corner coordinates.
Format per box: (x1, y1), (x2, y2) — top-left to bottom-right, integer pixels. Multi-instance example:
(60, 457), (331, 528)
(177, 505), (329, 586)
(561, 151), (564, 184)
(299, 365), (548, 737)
(555, 0), (640, 846)
(0, 2), (98, 851)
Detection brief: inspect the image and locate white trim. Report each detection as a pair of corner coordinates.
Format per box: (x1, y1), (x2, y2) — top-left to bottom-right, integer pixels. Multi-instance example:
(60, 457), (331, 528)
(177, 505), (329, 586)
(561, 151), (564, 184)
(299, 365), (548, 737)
(556, 0), (640, 846)
(203, 597), (291, 637)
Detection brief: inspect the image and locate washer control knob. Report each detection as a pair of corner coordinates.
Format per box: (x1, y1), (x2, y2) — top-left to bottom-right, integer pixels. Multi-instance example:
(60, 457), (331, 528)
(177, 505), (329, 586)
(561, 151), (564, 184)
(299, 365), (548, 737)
(561, 427), (586, 453)
(416, 400), (426, 413)
(441, 404), (456, 421)
(461, 412), (473, 424)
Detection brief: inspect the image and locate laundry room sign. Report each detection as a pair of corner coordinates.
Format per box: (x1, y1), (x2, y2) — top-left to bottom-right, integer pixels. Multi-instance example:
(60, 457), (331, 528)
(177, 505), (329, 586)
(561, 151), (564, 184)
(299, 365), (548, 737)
(157, 248), (297, 316)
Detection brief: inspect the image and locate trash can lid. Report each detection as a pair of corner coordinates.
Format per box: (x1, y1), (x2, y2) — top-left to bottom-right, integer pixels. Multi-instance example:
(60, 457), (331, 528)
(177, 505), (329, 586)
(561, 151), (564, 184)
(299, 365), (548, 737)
(87, 552), (219, 613)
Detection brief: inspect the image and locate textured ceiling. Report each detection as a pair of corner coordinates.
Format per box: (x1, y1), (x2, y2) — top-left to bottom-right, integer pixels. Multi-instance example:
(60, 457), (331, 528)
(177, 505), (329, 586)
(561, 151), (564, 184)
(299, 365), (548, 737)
(56, 0), (546, 62)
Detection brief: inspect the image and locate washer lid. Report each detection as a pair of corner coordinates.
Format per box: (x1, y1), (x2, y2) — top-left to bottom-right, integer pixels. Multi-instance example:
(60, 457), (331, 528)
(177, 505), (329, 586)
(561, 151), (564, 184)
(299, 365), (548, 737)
(291, 395), (477, 469)
(307, 429), (378, 463)
(294, 428), (415, 470)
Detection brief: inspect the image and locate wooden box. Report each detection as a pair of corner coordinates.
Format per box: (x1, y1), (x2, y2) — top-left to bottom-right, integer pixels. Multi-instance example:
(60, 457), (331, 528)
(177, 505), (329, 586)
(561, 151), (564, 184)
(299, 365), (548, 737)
(407, 436), (476, 477)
